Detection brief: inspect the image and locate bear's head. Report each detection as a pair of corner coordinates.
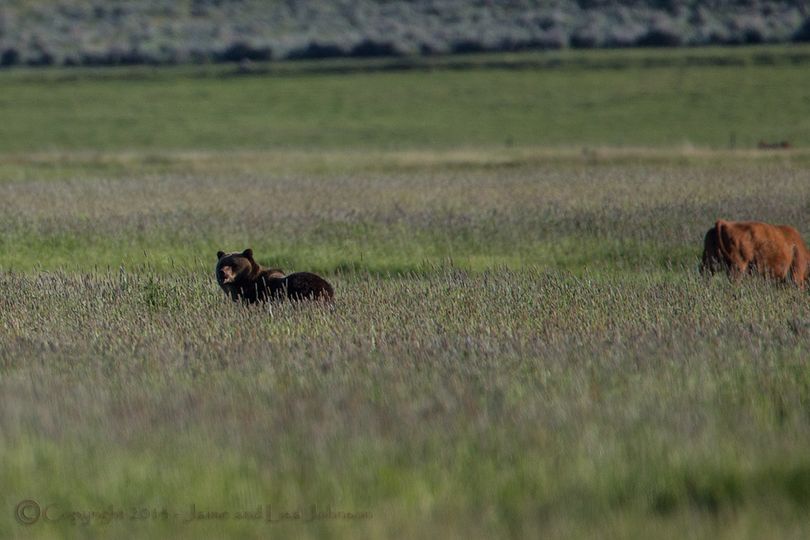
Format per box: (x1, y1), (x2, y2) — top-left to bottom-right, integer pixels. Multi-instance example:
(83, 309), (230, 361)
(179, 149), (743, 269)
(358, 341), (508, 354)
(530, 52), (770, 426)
(215, 248), (259, 289)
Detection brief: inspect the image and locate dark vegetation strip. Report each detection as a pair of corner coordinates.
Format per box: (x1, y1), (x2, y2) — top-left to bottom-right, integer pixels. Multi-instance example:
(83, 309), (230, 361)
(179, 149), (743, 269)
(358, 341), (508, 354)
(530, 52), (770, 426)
(4, 45), (810, 83)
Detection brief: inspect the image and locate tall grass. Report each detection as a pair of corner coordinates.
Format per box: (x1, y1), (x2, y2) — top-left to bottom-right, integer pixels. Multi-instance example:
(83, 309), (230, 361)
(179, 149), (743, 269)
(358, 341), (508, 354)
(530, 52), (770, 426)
(3, 151), (810, 537)
(3, 266), (810, 538)
(0, 155), (807, 274)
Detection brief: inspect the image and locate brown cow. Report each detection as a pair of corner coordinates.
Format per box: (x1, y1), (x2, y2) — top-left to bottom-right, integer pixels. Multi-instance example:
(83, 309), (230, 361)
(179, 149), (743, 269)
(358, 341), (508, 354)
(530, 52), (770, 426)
(701, 220), (809, 287)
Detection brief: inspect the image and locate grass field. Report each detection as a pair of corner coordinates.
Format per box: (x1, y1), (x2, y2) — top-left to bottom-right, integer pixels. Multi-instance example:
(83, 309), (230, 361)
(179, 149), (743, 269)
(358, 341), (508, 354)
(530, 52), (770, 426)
(3, 46), (810, 538)
(1, 45), (810, 153)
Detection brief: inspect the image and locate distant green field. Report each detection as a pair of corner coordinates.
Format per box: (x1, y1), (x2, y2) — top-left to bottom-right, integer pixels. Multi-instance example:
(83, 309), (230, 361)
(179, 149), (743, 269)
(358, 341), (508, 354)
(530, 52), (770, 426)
(0, 45), (809, 152)
(4, 47), (810, 539)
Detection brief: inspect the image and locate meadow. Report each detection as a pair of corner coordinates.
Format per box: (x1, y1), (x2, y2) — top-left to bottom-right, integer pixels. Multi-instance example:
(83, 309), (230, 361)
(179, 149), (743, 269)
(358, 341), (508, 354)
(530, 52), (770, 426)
(3, 46), (810, 538)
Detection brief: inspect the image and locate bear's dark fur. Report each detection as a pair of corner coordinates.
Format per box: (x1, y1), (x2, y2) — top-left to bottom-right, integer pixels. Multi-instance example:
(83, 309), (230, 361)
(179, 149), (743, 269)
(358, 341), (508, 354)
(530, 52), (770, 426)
(216, 248), (334, 303)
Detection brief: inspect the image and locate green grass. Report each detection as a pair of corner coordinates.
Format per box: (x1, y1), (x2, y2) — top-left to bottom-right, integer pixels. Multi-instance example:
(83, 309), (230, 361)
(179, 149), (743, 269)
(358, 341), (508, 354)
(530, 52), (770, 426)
(1, 44), (810, 152)
(4, 46), (810, 539)
(0, 154), (805, 275)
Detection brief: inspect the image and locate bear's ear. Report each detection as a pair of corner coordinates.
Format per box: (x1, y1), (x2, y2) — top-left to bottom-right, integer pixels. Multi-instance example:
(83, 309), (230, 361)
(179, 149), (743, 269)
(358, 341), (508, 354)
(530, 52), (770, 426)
(242, 248), (254, 259)
(217, 251), (225, 260)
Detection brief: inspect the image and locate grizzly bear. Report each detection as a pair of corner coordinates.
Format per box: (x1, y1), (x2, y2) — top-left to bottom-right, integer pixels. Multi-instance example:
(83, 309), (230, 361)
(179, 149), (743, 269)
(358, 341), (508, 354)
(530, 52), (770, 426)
(215, 248), (334, 303)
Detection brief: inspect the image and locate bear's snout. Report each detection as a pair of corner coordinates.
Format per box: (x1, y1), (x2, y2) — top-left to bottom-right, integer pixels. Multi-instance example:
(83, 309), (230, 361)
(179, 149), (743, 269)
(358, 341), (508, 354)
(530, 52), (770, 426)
(219, 266), (236, 284)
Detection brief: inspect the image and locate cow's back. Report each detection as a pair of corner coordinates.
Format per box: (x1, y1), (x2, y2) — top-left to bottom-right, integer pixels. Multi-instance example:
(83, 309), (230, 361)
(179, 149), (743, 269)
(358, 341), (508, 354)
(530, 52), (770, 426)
(777, 225), (808, 250)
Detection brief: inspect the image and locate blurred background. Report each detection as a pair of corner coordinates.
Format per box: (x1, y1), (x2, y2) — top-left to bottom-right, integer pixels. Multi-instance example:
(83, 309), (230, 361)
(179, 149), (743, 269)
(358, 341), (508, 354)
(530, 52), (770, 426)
(1, 0), (809, 67)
